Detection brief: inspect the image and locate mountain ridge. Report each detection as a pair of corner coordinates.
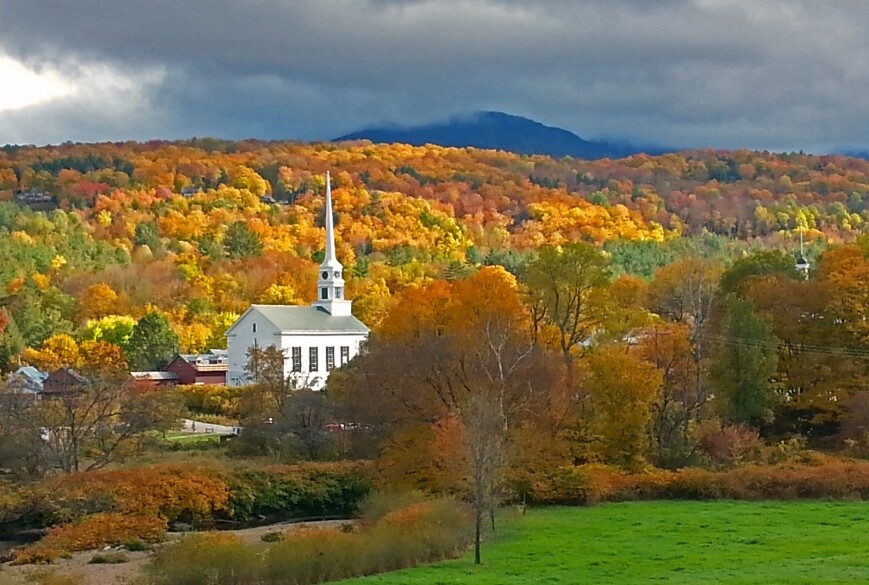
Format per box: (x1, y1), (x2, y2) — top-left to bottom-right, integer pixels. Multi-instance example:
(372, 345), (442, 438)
(334, 111), (665, 160)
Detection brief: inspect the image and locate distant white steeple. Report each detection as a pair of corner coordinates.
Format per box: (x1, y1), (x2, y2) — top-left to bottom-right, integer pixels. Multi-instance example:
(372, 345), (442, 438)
(312, 172), (353, 316)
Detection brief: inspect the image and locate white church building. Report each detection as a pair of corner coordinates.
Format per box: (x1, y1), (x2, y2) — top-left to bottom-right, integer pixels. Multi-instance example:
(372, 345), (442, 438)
(226, 172), (370, 389)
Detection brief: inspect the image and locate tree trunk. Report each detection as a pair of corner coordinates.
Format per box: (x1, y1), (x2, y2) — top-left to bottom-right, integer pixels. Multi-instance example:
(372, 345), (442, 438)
(474, 504), (482, 565)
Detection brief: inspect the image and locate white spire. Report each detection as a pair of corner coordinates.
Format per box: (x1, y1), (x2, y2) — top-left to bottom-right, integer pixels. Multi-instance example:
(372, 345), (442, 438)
(323, 171), (338, 266)
(313, 171), (352, 316)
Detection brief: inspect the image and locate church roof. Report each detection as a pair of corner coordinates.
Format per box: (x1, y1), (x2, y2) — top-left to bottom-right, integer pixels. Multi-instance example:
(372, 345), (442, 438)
(231, 304), (370, 335)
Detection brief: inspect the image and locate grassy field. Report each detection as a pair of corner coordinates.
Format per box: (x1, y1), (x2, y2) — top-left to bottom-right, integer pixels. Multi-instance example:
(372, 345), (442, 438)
(339, 501), (869, 585)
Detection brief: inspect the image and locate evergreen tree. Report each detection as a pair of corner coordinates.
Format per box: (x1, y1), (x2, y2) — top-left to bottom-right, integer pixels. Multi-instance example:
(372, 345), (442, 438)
(224, 220), (262, 259)
(126, 312), (179, 370)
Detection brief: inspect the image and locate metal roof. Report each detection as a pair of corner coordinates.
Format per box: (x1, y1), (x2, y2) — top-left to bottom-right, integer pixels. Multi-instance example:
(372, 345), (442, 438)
(131, 371), (181, 381)
(239, 305), (370, 334)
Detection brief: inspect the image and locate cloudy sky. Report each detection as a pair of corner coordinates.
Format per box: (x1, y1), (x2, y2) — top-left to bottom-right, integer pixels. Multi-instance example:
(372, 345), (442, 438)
(1, 0), (868, 152)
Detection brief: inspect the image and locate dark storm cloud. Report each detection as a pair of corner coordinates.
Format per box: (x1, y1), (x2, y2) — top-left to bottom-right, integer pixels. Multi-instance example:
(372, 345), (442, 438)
(2, 0), (869, 150)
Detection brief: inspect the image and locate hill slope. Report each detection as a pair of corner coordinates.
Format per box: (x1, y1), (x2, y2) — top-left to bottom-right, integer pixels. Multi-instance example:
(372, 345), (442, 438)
(334, 111), (656, 160)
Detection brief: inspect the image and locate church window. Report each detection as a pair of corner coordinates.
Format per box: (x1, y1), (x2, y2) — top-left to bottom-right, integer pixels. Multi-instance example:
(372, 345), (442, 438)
(321, 271), (329, 280)
(252, 323), (257, 333)
(309, 347), (319, 372)
(291, 347), (302, 373)
(336, 287), (343, 299)
(326, 347), (335, 370)
(334, 271), (341, 278)
(320, 287), (328, 300)
(340, 346), (349, 366)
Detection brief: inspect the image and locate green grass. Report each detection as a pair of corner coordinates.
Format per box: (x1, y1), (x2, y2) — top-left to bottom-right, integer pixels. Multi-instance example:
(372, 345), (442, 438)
(338, 501), (869, 585)
(163, 432), (220, 444)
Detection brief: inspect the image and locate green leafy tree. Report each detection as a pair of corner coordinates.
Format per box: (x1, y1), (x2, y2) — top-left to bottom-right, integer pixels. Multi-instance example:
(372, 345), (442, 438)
(224, 220), (263, 259)
(126, 311), (179, 370)
(134, 221), (162, 251)
(719, 250), (801, 296)
(710, 297), (779, 426)
(0, 312), (25, 371)
(521, 243), (610, 365)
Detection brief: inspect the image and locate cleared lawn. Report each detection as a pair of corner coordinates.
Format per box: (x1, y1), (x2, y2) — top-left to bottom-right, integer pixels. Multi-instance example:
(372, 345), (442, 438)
(340, 501), (869, 585)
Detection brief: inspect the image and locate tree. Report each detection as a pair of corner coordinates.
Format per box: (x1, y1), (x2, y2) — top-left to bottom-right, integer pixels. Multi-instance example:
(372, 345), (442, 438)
(0, 313), (25, 372)
(719, 250), (800, 296)
(232, 345), (332, 459)
(80, 315), (137, 348)
(647, 257), (721, 428)
(581, 344), (662, 467)
(126, 311), (179, 370)
(78, 283), (120, 320)
(709, 296), (779, 426)
(521, 243), (610, 366)
(335, 269), (560, 562)
(0, 374), (181, 474)
(224, 220), (263, 260)
(635, 323), (710, 467)
(134, 221), (161, 251)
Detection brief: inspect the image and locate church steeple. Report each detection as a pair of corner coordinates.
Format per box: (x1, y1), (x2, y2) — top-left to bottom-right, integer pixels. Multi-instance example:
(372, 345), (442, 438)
(312, 172), (352, 316)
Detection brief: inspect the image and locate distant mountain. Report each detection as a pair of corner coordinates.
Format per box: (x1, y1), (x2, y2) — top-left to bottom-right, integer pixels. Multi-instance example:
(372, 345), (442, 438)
(334, 111), (664, 160)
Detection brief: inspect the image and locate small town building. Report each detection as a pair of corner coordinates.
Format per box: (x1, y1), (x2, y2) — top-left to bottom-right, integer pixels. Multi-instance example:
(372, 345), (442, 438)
(164, 350), (228, 385)
(11, 366), (49, 393)
(130, 371), (181, 387)
(41, 367), (87, 397)
(226, 172), (370, 390)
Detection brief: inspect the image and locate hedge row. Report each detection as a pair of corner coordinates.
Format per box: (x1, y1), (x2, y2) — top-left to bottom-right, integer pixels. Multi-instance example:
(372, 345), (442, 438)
(1, 462), (372, 562)
(531, 458), (869, 505)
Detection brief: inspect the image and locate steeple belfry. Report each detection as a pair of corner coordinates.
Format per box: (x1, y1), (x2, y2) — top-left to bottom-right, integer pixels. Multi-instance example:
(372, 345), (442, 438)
(312, 172), (353, 316)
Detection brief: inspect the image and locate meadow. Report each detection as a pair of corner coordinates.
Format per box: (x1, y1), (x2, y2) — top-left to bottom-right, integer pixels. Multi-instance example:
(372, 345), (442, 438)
(339, 501), (869, 585)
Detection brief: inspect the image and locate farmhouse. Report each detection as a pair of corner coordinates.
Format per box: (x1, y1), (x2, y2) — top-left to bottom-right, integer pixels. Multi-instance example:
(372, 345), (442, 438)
(226, 172), (369, 389)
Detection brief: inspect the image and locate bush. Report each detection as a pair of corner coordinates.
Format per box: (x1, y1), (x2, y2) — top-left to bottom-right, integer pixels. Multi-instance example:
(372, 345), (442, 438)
(10, 572), (83, 585)
(13, 513), (166, 564)
(123, 538), (152, 551)
(178, 385), (244, 418)
(88, 551), (129, 564)
(260, 531), (283, 543)
(225, 463), (371, 523)
(696, 423), (763, 467)
(2, 462), (372, 562)
(146, 532), (265, 585)
(530, 459), (869, 505)
(144, 497), (472, 585)
(358, 490), (428, 524)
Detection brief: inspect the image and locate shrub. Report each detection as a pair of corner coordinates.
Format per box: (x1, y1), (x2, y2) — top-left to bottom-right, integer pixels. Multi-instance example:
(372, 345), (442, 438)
(530, 460), (869, 504)
(122, 538), (152, 551)
(12, 572), (83, 585)
(358, 490), (428, 524)
(178, 384), (244, 418)
(1, 462), (372, 562)
(260, 531), (283, 543)
(13, 513), (166, 564)
(145, 532), (260, 585)
(696, 423), (763, 467)
(144, 497), (472, 585)
(88, 551), (129, 564)
(225, 463), (372, 523)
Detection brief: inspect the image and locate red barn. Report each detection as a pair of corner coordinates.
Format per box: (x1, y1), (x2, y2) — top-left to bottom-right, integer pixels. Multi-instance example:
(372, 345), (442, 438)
(164, 350), (228, 385)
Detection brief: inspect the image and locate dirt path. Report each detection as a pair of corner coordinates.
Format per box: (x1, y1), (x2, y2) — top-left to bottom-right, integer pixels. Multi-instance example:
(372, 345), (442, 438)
(0, 520), (349, 585)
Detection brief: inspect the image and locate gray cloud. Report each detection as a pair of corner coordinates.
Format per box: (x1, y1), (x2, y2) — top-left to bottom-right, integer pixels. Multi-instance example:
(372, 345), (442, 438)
(1, 0), (869, 151)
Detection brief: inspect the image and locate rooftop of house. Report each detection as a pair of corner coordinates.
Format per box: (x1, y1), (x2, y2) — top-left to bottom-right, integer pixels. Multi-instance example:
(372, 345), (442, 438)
(172, 350), (229, 371)
(15, 366), (49, 382)
(131, 371), (181, 381)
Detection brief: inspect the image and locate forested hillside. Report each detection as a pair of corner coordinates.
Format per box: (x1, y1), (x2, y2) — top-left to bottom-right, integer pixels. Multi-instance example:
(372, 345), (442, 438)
(0, 139), (868, 402)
